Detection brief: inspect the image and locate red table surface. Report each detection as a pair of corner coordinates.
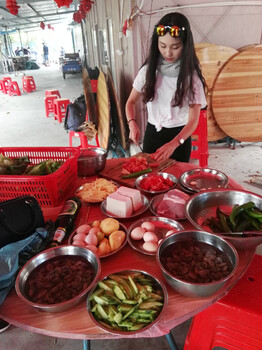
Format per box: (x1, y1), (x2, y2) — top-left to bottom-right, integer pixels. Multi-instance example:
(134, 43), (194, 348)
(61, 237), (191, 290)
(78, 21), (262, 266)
(0, 159), (255, 340)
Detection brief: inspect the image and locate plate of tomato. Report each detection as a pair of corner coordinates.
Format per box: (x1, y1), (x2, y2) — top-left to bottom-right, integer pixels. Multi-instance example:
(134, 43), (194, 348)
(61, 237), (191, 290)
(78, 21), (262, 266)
(135, 172), (178, 195)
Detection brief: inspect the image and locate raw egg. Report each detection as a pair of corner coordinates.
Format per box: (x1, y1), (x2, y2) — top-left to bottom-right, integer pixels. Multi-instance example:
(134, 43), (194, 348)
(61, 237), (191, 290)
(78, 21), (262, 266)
(141, 221), (155, 232)
(130, 227), (145, 240)
(143, 231), (158, 243)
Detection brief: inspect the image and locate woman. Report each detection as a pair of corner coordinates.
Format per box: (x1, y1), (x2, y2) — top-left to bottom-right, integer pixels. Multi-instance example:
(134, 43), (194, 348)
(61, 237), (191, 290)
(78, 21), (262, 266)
(125, 12), (207, 162)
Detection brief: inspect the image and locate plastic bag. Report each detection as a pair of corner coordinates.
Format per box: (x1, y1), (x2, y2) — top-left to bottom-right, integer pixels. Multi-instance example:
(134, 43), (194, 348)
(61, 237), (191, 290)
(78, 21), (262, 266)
(0, 227), (48, 305)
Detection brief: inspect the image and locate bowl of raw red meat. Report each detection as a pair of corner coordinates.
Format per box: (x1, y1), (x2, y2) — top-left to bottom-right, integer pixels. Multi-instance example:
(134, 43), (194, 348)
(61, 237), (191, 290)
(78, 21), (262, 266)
(150, 189), (190, 220)
(135, 172), (178, 195)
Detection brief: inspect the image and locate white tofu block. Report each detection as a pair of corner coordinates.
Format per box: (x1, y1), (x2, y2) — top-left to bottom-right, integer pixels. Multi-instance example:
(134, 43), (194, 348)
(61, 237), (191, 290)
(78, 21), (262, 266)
(117, 186), (142, 212)
(106, 192), (133, 217)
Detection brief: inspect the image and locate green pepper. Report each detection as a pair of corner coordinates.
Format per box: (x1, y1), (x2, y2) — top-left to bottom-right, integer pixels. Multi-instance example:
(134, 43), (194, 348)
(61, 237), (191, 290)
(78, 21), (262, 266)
(236, 219), (253, 232)
(246, 208), (262, 220)
(229, 202), (255, 229)
(216, 207), (231, 233)
(122, 168), (152, 179)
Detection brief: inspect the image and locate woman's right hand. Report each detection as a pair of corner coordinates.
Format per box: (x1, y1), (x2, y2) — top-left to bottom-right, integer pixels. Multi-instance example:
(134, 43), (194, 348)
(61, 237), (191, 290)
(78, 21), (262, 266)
(128, 120), (140, 144)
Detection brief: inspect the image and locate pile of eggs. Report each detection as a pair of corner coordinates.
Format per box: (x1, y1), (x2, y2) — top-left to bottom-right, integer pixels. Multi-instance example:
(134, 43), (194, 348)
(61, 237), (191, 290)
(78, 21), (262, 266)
(130, 221), (176, 253)
(71, 218), (126, 257)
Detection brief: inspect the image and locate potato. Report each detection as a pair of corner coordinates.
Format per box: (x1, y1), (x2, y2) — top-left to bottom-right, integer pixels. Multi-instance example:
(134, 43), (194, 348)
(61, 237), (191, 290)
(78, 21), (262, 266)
(96, 231), (105, 243)
(100, 218), (120, 236)
(97, 238), (111, 256)
(109, 230), (126, 251)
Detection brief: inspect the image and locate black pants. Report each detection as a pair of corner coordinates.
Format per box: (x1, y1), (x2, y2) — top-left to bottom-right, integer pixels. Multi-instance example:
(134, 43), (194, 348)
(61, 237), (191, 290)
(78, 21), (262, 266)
(143, 123), (191, 162)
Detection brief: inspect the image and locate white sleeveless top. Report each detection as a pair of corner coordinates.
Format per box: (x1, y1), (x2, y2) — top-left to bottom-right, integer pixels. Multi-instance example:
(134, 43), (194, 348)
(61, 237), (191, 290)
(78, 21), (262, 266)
(133, 65), (207, 131)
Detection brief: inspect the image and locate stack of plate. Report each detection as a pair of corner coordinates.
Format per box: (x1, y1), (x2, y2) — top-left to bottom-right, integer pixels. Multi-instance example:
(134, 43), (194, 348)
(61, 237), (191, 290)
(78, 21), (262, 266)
(179, 168), (229, 194)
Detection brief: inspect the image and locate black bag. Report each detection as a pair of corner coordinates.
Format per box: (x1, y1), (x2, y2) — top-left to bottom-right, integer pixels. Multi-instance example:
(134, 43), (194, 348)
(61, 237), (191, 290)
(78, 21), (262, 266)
(64, 94), (87, 131)
(0, 196), (45, 248)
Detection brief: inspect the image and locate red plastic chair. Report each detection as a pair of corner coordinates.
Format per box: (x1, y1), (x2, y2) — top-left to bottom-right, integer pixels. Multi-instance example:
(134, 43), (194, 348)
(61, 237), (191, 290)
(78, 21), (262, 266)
(2, 77), (12, 94)
(45, 95), (59, 117)
(68, 79), (99, 148)
(0, 79), (7, 94)
(190, 109), (209, 167)
(184, 254), (262, 350)
(8, 81), (21, 96)
(45, 89), (61, 98)
(54, 98), (70, 123)
(22, 76), (36, 93)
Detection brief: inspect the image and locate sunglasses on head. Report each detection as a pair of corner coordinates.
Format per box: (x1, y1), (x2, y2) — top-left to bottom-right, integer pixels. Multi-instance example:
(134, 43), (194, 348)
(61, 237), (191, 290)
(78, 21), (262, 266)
(155, 25), (185, 37)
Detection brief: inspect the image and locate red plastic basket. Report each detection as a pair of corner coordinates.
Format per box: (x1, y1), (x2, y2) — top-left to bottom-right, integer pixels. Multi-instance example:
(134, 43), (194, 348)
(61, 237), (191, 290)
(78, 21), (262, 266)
(0, 147), (80, 207)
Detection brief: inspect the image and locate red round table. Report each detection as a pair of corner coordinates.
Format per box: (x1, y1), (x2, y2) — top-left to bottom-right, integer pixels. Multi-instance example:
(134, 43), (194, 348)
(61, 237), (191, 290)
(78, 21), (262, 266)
(0, 160), (255, 344)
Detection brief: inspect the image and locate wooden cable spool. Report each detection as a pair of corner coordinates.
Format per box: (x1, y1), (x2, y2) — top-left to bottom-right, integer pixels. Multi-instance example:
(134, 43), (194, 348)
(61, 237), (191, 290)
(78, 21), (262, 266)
(212, 45), (262, 142)
(196, 45), (238, 141)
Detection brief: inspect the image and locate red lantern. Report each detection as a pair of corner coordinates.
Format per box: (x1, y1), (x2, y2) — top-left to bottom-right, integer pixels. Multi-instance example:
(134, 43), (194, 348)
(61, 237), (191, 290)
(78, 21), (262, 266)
(40, 21), (45, 30)
(6, 0), (20, 15)
(73, 12), (82, 23)
(79, 0), (94, 13)
(54, 0), (73, 8)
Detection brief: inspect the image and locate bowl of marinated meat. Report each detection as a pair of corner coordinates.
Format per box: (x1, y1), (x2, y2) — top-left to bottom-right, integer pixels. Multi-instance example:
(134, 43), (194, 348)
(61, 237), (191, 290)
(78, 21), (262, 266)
(15, 245), (101, 312)
(156, 230), (239, 297)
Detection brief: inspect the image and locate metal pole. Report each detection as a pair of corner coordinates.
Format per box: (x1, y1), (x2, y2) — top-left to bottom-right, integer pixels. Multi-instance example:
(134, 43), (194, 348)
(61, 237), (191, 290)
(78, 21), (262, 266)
(71, 28), (76, 53)
(165, 332), (179, 350)
(82, 339), (90, 350)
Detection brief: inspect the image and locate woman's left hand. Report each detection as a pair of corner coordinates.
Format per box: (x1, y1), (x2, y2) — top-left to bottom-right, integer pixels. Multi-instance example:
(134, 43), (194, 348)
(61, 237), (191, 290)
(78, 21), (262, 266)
(150, 142), (175, 162)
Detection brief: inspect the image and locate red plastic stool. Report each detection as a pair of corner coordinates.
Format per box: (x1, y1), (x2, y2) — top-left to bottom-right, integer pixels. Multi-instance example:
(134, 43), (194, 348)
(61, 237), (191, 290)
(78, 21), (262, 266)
(0, 80), (7, 94)
(2, 77), (12, 93)
(184, 254), (262, 350)
(190, 109), (209, 167)
(45, 95), (58, 117)
(22, 76), (36, 93)
(90, 80), (98, 93)
(54, 98), (70, 123)
(69, 131), (99, 148)
(8, 81), (21, 96)
(45, 89), (61, 98)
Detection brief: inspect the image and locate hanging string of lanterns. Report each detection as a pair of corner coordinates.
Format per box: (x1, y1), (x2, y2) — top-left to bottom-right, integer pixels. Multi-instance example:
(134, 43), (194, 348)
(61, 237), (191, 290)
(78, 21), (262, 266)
(54, 0), (73, 8)
(5, 0), (94, 22)
(6, 0), (20, 15)
(73, 0), (94, 23)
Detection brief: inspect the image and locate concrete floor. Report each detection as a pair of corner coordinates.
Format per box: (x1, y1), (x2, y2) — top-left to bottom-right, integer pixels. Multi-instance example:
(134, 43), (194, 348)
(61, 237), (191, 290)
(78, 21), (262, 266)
(0, 64), (262, 350)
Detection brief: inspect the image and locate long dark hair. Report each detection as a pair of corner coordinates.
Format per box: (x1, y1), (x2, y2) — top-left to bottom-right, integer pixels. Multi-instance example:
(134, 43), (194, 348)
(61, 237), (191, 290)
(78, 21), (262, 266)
(142, 12), (206, 107)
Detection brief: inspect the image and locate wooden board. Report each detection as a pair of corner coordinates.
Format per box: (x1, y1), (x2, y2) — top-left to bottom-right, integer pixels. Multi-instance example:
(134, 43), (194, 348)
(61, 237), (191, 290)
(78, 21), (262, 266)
(82, 68), (97, 126)
(105, 67), (129, 151)
(196, 45), (238, 141)
(99, 153), (176, 188)
(237, 44), (260, 53)
(97, 69), (110, 149)
(212, 45), (262, 142)
(195, 43), (215, 52)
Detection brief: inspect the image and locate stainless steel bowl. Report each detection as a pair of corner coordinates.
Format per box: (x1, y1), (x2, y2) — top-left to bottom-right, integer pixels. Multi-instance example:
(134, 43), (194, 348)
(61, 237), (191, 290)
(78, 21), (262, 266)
(77, 147), (108, 177)
(135, 172), (178, 195)
(87, 269), (167, 335)
(15, 245), (101, 312)
(185, 189), (262, 250)
(156, 230), (239, 298)
(179, 168), (229, 193)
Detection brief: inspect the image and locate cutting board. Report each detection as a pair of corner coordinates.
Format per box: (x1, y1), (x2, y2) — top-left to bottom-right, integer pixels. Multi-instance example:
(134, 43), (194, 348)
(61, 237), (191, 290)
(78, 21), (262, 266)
(82, 68), (97, 126)
(105, 67), (129, 151)
(97, 69), (110, 149)
(99, 153), (176, 188)
(196, 45), (238, 141)
(212, 45), (262, 142)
